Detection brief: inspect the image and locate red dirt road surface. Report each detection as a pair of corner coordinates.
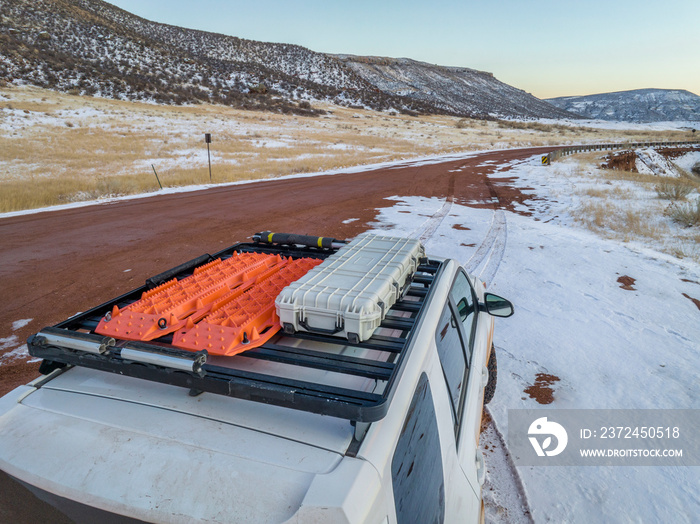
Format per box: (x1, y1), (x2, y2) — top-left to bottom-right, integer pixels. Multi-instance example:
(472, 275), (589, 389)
(0, 147), (552, 395)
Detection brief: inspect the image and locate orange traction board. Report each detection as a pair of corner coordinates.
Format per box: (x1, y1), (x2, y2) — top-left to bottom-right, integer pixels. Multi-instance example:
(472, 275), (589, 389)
(95, 253), (321, 355)
(172, 257), (322, 356)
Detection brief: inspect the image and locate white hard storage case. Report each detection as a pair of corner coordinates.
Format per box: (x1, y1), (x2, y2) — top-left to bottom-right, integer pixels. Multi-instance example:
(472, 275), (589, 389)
(276, 234), (425, 342)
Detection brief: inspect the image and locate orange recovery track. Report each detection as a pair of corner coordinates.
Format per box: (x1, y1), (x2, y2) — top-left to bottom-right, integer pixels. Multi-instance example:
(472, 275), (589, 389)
(172, 257), (322, 356)
(95, 252), (289, 342)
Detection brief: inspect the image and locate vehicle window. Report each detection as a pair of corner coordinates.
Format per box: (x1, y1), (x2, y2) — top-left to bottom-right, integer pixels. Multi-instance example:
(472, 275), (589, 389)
(449, 270), (477, 357)
(435, 301), (467, 430)
(391, 373), (445, 524)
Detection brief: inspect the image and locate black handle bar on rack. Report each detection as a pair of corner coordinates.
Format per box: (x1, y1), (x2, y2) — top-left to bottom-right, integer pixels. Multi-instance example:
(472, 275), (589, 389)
(253, 231), (347, 250)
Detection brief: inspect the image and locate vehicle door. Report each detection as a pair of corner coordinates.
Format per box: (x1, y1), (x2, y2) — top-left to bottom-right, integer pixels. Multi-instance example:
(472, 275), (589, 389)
(432, 272), (482, 519)
(445, 269), (489, 495)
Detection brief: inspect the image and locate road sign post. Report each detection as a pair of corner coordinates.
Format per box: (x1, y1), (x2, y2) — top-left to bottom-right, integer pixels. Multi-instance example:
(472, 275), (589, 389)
(205, 133), (212, 182)
(151, 164), (162, 189)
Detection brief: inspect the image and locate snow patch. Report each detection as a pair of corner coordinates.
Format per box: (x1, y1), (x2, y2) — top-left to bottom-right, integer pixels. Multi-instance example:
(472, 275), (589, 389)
(1, 321), (37, 366)
(674, 151), (700, 173)
(0, 335), (20, 352)
(0, 344), (33, 362)
(12, 319), (32, 331)
(635, 148), (681, 177)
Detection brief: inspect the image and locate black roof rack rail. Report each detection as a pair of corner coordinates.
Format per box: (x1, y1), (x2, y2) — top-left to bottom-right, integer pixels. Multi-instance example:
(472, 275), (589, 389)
(246, 343), (395, 381)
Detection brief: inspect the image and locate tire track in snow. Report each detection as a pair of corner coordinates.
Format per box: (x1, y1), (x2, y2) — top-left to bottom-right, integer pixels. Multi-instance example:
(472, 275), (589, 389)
(463, 209), (507, 286)
(464, 168), (509, 285)
(408, 196), (454, 243)
(409, 173), (456, 243)
(478, 211), (507, 286)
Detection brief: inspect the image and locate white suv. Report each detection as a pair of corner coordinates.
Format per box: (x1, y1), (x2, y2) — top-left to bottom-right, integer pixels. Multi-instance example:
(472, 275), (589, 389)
(0, 234), (512, 523)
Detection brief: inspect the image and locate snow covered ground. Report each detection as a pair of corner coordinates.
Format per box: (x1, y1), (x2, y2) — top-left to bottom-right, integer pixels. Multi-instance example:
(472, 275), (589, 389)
(364, 155), (700, 523)
(675, 150), (700, 173)
(536, 118), (700, 132)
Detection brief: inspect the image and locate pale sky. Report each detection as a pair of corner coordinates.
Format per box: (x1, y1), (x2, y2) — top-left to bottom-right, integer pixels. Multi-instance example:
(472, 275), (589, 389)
(107, 0), (699, 100)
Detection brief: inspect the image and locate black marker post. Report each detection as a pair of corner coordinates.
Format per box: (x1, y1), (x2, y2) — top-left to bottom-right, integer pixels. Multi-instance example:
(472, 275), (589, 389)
(205, 133), (212, 182)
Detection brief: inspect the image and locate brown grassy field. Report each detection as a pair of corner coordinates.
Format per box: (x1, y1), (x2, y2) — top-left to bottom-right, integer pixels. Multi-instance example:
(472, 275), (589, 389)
(552, 152), (700, 261)
(0, 85), (695, 213)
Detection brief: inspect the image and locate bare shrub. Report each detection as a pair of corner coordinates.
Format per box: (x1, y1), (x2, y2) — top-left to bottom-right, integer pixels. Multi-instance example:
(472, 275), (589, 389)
(655, 180), (694, 200)
(495, 120), (577, 134)
(583, 187), (611, 198)
(667, 200), (700, 227)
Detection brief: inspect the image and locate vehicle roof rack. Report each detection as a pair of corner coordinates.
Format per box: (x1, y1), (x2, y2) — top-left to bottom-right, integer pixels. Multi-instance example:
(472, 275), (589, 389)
(28, 240), (444, 423)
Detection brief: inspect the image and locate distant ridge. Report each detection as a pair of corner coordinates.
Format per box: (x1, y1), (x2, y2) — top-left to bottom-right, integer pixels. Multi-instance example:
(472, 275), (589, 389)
(335, 55), (576, 120)
(1, 0), (576, 119)
(546, 89), (700, 122)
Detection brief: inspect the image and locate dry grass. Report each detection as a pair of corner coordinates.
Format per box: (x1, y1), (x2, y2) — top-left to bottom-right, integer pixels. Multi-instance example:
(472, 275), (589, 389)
(572, 201), (668, 241)
(1, 85), (696, 213)
(496, 120), (576, 134)
(556, 154), (700, 261)
(655, 180), (695, 200)
(667, 200), (700, 227)
(598, 167), (672, 186)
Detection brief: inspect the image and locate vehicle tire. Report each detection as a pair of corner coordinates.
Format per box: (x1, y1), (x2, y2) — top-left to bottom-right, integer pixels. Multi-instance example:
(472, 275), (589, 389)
(484, 345), (497, 404)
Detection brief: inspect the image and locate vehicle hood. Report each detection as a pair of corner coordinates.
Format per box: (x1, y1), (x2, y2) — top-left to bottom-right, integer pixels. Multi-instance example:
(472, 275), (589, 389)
(0, 368), (352, 523)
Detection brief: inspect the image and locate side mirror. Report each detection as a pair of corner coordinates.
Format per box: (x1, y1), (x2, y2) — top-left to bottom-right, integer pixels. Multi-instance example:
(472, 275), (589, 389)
(456, 297), (470, 322)
(481, 293), (514, 318)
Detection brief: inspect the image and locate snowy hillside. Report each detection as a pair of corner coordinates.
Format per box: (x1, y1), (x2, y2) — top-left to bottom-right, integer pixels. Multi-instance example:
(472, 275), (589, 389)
(1, 0), (575, 119)
(336, 55), (576, 120)
(77, 1), (368, 91)
(0, 0), (447, 114)
(546, 89), (700, 122)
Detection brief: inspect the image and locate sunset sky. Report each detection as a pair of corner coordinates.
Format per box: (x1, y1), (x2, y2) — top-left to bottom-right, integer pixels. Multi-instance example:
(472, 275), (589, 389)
(107, 0), (700, 100)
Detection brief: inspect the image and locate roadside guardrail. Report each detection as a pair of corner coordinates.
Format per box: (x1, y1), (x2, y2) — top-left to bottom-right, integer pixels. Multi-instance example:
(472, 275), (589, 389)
(550, 140), (700, 160)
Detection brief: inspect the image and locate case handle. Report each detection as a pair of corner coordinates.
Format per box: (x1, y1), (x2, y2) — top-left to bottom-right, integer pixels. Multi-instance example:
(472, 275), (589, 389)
(298, 318), (343, 335)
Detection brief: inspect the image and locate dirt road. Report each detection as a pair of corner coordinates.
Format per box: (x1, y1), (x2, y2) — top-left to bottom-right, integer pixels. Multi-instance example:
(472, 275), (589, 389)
(0, 147), (551, 394)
